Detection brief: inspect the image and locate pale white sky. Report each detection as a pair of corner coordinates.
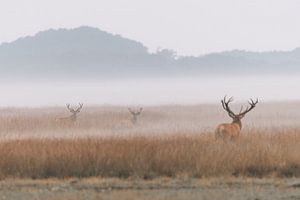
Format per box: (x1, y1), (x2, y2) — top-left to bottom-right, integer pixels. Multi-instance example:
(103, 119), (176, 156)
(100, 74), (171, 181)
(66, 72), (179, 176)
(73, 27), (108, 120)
(0, 0), (299, 56)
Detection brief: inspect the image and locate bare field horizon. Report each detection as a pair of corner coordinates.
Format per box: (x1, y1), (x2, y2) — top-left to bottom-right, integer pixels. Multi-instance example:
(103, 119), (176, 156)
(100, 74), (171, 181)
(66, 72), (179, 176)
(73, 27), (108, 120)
(1, 102), (300, 139)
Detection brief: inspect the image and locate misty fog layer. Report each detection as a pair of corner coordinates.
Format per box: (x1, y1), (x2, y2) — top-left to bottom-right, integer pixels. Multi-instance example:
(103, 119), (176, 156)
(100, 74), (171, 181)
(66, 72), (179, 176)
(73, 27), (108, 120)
(0, 76), (299, 107)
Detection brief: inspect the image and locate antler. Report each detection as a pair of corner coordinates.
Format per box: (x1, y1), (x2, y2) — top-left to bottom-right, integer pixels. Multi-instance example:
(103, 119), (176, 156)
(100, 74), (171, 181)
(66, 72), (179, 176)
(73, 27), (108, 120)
(137, 107), (143, 114)
(66, 103), (75, 112)
(238, 98), (258, 116)
(221, 96), (236, 118)
(66, 103), (83, 113)
(128, 108), (134, 114)
(128, 107), (143, 115)
(75, 103), (83, 112)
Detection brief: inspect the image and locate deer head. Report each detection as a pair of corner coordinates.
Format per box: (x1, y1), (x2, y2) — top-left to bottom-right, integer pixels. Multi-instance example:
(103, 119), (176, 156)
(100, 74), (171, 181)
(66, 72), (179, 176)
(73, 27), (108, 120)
(66, 103), (83, 122)
(128, 107), (143, 124)
(221, 96), (258, 128)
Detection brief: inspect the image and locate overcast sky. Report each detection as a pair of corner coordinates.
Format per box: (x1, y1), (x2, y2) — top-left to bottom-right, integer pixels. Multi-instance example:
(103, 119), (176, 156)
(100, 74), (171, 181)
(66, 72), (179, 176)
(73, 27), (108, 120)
(0, 0), (299, 56)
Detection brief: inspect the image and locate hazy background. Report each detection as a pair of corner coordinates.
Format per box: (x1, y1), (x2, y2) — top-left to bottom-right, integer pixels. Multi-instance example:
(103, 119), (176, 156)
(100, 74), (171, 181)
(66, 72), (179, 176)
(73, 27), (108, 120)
(0, 1), (299, 106)
(0, 76), (298, 107)
(1, 0), (300, 55)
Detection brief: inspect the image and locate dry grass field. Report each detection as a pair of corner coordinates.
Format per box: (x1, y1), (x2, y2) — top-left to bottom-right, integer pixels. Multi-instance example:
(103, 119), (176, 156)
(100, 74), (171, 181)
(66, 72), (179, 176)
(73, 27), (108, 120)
(0, 102), (300, 178)
(1, 102), (300, 199)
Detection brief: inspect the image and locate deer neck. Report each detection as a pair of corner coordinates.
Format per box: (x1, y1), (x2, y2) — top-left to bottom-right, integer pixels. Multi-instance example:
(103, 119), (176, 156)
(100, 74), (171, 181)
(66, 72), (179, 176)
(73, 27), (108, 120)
(232, 119), (242, 130)
(70, 113), (77, 121)
(132, 114), (138, 122)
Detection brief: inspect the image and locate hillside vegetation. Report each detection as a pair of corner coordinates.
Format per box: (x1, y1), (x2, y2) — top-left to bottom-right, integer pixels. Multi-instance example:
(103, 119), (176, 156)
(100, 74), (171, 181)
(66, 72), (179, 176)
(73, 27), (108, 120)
(1, 26), (300, 79)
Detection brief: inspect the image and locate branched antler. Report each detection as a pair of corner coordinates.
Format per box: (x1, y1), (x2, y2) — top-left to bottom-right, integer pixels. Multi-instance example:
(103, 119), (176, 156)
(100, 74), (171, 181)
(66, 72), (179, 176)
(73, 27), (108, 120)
(128, 107), (143, 115)
(221, 96), (258, 119)
(66, 104), (75, 112)
(66, 103), (83, 113)
(128, 108), (134, 115)
(221, 96), (236, 118)
(238, 99), (258, 116)
(75, 103), (83, 112)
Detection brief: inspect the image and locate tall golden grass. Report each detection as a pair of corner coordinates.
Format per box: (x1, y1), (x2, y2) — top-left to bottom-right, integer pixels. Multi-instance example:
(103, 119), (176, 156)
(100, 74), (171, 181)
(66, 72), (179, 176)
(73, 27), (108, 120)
(0, 103), (299, 179)
(0, 132), (300, 179)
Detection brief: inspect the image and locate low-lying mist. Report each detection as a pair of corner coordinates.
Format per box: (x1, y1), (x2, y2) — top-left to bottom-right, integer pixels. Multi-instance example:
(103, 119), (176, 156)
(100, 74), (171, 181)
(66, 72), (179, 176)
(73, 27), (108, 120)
(0, 75), (299, 107)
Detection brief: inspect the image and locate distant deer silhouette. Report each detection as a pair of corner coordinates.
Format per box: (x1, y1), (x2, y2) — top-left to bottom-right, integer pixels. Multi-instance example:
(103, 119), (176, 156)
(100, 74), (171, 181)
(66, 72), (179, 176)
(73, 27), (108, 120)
(215, 96), (258, 140)
(57, 103), (83, 124)
(128, 107), (143, 124)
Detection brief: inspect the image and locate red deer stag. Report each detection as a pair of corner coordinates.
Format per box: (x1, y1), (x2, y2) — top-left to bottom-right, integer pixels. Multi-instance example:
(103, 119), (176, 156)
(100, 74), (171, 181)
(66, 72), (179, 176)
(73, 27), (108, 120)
(58, 103), (83, 124)
(215, 96), (258, 140)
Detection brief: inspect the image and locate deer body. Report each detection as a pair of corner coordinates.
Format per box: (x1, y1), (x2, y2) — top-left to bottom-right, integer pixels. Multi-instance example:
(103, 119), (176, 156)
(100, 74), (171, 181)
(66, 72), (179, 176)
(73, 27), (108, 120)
(215, 122), (241, 140)
(63, 112), (78, 122)
(215, 96), (258, 140)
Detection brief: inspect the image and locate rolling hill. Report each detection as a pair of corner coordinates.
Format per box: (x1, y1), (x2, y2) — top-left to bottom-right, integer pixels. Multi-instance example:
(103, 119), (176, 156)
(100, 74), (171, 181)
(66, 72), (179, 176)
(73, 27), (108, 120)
(0, 26), (299, 79)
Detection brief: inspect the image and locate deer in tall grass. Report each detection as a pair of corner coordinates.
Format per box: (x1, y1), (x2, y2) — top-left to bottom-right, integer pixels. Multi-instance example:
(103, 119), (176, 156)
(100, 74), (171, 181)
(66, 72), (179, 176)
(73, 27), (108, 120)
(215, 96), (258, 140)
(57, 103), (83, 124)
(128, 107), (143, 124)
